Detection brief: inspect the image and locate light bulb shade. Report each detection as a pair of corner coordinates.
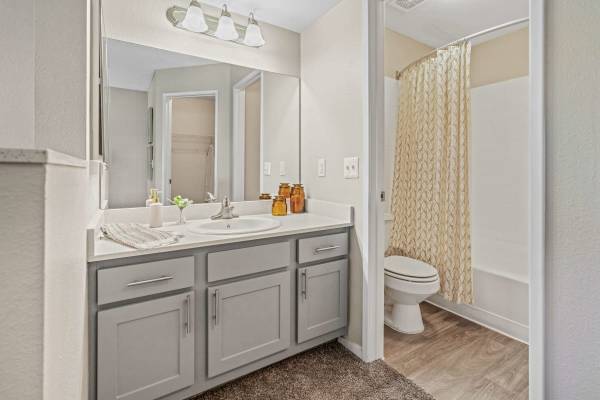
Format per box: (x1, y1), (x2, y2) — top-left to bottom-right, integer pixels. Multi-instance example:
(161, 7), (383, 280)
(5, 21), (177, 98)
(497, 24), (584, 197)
(180, 2), (208, 33)
(215, 14), (239, 41)
(243, 22), (265, 47)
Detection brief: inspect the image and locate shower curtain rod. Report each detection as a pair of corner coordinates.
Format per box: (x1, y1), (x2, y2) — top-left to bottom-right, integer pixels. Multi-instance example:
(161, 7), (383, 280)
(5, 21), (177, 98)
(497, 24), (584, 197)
(395, 17), (530, 80)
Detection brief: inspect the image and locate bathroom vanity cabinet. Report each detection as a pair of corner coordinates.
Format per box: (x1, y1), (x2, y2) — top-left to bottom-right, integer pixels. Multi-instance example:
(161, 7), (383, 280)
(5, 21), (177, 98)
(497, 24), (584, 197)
(88, 228), (350, 400)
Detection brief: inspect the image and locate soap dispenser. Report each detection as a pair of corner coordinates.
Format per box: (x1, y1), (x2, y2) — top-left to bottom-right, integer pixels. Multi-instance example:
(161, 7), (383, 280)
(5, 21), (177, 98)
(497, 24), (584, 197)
(148, 190), (163, 228)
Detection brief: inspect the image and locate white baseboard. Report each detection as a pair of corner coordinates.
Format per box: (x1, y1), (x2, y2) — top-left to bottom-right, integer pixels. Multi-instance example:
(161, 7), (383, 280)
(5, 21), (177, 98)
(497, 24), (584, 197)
(426, 296), (529, 344)
(337, 336), (363, 359)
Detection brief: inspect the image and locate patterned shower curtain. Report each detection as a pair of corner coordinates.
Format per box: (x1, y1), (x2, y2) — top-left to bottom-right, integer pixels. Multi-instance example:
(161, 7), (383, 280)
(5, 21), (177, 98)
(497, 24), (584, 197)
(386, 41), (473, 304)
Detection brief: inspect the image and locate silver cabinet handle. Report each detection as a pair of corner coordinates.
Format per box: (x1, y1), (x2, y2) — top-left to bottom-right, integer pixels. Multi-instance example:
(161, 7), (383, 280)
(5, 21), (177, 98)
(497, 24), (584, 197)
(314, 245), (341, 254)
(301, 270), (308, 300)
(127, 275), (173, 287)
(185, 294), (191, 335)
(213, 289), (219, 326)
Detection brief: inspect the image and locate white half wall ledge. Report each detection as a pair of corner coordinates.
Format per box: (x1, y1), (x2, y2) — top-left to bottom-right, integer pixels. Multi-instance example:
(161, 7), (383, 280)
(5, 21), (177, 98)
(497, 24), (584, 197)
(0, 148), (87, 168)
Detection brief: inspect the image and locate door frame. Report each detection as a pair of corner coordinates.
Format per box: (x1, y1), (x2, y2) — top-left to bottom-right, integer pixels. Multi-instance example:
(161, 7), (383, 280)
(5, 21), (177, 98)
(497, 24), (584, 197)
(232, 70), (262, 201)
(363, 0), (546, 399)
(162, 90), (219, 202)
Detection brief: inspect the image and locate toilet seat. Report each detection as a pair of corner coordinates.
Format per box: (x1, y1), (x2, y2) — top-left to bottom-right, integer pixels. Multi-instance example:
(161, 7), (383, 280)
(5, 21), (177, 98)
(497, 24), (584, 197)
(384, 256), (438, 283)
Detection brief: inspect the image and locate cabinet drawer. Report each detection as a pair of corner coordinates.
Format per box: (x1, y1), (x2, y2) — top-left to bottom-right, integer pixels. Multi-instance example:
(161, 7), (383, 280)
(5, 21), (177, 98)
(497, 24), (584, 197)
(98, 257), (195, 305)
(297, 232), (348, 264)
(207, 242), (290, 282)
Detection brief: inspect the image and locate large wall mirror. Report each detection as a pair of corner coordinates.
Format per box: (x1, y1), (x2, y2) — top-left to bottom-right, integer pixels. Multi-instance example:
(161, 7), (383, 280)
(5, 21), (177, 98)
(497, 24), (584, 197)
(101, 38), (300, 208)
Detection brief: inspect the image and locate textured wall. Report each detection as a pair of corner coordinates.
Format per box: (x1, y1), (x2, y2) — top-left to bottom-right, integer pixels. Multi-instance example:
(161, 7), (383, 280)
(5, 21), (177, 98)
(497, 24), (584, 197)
(0, 164), (45, 400)
(34, 0), (88, 159)
(546, 1), (600, 398)
(43, 163), (89, 400)
(300, 0), (365, 346)
(0, 0), (35, 149)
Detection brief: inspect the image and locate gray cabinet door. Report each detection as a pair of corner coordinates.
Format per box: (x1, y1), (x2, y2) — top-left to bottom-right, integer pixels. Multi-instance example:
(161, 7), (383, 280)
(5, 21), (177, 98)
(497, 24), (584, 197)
(297, 260), (348, 343)
(97, 292), (195, 400)
(207, 270), (290, 378)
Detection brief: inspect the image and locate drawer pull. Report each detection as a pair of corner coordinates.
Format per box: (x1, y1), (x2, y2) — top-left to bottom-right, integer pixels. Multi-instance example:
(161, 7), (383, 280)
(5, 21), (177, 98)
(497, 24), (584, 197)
(314, 245), (341, 254)
(185, 294), (192, 335)
(126, 275), (174, 287)
(301, 270), (308, 300)
(213, 289), (220, 326)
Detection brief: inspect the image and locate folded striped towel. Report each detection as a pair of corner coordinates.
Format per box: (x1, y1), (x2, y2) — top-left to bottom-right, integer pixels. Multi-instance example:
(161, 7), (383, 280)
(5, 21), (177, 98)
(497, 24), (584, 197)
(100, 223), (178, 249)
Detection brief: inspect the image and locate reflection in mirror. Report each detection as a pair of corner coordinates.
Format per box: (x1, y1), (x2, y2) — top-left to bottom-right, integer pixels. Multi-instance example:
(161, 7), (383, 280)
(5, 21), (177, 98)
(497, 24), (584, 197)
(102, 39), (300, 208)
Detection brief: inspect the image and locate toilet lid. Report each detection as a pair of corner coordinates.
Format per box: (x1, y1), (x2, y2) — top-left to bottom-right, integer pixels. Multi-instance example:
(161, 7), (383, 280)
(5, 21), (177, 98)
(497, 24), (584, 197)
(384, 256), (438, 279)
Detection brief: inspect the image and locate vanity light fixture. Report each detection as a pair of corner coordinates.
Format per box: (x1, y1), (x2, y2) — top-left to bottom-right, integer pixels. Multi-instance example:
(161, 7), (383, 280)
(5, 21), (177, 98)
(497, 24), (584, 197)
(242, 13), (265, 47)
(167, 2), (266, 48)
(214, 5), (239, 41)
(179, 0), (208, 32)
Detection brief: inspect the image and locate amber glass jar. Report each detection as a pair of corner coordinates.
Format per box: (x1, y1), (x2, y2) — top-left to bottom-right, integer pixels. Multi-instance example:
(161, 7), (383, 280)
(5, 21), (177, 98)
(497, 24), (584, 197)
(278, 183), (291, 198)
(272, 195), (288, 216)
(259, 193), (272, 200)
(290, 184), (305, 213)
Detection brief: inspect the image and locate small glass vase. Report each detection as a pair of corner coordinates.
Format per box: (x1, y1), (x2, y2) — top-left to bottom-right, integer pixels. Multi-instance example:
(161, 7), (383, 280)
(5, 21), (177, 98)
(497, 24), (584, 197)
(177, 207), (187, 225)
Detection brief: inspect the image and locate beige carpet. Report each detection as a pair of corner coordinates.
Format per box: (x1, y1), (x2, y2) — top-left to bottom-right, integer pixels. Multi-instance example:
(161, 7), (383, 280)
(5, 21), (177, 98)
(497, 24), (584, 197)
(190, 342), (435, 400)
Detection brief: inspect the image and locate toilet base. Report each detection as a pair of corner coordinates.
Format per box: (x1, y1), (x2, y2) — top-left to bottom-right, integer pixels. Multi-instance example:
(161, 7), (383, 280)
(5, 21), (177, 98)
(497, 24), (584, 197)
(384, 303), (425, 334)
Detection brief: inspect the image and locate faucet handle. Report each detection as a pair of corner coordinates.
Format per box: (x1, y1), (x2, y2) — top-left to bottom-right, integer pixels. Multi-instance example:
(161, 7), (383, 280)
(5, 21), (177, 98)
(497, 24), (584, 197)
(206, 192), (216, 203)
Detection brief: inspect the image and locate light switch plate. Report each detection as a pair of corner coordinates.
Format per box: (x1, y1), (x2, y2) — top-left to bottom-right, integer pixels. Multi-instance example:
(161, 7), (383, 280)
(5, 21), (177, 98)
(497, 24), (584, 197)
(344, 157), (359, 179)
(263, 162), (271, 176)
(279, 161), (286, 176)
(318, 158), (326, 177)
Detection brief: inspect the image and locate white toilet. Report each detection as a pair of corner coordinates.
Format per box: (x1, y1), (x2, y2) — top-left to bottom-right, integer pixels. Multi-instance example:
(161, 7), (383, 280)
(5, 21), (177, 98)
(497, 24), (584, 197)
(384, 256), (440, 334)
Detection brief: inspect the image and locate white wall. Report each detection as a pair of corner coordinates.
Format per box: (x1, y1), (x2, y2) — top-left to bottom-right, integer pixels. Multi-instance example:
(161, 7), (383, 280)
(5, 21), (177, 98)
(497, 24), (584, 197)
(546, 1), (600, 398)
(106, 88), (149, 208)
(0, 155), (88, 400)
(0, 0), (35, 149)
(261, 72), (300, 194)
(301, 0), (365, 346)
(102, 0), (300, 77)
(0, 1), (91, 399)
(0, 163), (45, 399)
(0, 0), (88, 159)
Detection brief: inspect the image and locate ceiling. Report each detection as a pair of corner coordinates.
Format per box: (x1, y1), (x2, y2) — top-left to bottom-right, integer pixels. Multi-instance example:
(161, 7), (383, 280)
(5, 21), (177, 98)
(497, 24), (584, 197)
(198, 0), (343, 32)
(385, 0), (529, 47)
(106, 39), (217, 91)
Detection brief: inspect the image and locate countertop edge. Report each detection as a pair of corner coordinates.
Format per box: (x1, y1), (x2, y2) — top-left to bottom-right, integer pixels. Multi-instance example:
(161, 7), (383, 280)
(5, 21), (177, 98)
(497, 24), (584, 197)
(88, 221), (353, 263)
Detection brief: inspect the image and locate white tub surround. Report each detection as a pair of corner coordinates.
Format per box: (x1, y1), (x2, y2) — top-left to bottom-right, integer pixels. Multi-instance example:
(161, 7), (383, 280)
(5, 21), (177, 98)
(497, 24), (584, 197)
(88, 199), (353, 262)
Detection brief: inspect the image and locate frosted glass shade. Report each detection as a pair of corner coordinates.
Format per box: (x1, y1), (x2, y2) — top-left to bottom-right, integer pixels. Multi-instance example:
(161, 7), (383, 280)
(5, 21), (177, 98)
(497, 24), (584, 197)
(243, 22), (265, 47)
(180, 2), (208, 33)
(215, 15), (239, 41)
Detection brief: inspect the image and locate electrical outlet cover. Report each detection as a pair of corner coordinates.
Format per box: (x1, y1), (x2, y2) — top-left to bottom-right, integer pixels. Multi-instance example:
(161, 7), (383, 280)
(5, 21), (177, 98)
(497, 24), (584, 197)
(279, 161), (286, 176)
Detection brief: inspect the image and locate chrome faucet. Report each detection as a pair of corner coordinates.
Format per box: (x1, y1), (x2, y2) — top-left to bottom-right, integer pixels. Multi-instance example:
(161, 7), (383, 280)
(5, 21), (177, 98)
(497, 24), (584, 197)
(210, 196), (238, 220)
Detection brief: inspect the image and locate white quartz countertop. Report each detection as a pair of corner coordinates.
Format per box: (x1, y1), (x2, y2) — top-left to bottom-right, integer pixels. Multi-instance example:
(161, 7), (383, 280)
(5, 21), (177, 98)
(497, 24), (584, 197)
(89, 212), (352, 263)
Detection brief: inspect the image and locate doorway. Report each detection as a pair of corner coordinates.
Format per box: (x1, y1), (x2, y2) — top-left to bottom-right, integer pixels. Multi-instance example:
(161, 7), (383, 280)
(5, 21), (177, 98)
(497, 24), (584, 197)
(363, 0), (545, 399)
(165, 92), (218, 203)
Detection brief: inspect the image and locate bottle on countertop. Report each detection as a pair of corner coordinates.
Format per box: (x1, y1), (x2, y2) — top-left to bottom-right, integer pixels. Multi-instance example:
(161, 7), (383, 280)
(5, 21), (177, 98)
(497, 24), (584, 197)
(147, 189), (163, 228)
(290, 184), (305, 213)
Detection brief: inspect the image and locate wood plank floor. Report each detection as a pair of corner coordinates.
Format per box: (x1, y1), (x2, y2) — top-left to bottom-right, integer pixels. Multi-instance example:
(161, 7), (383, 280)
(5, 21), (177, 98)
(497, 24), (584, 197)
(384, 303), (528, 400)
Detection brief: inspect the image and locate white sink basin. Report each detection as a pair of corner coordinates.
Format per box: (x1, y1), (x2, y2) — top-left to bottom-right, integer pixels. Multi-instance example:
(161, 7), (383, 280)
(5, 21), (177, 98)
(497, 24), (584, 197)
(186, 217), (281, 235)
